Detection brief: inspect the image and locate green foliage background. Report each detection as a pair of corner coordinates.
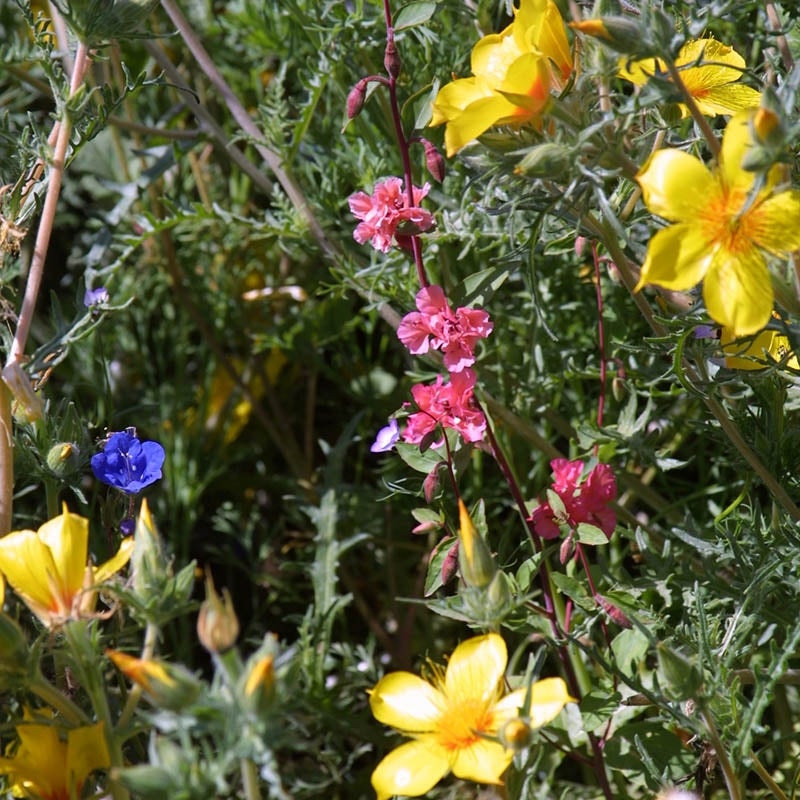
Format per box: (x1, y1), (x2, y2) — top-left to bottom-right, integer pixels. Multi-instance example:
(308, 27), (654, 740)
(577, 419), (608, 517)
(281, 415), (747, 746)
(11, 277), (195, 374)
(2, 0), (800, 798)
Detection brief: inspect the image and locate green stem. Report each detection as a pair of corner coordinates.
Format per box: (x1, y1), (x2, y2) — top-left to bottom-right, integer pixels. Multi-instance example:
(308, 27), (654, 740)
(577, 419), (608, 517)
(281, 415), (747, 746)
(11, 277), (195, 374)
(30, 676), (91, 725)
(241, 757), (262, 800)
(701, 709), (741, 800)
(750, 750), (788, 800)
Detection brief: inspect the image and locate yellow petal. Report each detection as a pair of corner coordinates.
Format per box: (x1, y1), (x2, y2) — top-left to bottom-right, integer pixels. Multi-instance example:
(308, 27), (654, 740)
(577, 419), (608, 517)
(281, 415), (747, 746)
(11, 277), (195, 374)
(371, 739), (450, 800)
(370, 672), (444, 732)
(93, 535), (134, 584)
(750, 191), (800, 255)
(637, 224), (713, 291)
(691, 84), (761, 117)
(719, 110), (756, 190)
(618, 55), (666, 86)
(67, 722), (111, 791)
(432, 76), (487, 123)
(704, 248), (773, 336)
(37, 508), (89, 606)
(0, 530), (62, 622)
(721, 327), (798, 370)
(637, 149), (713, 223)
(444, 95), (518, 156)
(451, 737), (512, 784)
(528, 677), (576, 728)
(445, 633), (506, 702)
(10, 724), (67, 796)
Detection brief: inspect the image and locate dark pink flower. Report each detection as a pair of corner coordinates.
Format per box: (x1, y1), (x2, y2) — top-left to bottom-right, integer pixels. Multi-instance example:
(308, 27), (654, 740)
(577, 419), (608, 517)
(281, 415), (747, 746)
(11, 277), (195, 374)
(402, 369), (486, 445)
(531, 459), (617, 541)
(397, 285), (493, 372)
(348, 178), (434, 253)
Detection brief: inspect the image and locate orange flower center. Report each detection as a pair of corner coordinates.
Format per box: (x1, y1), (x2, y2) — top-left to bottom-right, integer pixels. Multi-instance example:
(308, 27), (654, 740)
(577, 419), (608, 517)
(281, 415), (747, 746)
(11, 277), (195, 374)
(436, 697), (495, 752)
(699, 185), (762, 256)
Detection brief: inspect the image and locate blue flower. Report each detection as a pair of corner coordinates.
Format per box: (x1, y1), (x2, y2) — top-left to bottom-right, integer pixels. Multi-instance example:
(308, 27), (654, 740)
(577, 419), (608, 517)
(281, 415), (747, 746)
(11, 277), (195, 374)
(91, 430), (165, 494)
(370, 419), (400, 453)
(84, 286), (110, 307)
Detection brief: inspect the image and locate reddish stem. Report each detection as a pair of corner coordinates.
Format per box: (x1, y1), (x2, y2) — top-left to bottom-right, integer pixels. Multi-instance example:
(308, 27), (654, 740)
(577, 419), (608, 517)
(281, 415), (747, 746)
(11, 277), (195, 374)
(591, 241), (606, 446)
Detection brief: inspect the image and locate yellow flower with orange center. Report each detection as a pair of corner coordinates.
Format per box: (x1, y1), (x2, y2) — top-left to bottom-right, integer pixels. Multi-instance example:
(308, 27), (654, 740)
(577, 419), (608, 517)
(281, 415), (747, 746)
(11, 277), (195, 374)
(369, 633), (574, 799)
(431, 0), (572, 156)
(0, 712), (110, 800)
(0, 506), (133, 628)
(635, 110), (800, 336)
(619, 39), (761, 117)
(720, 319), (799, 370)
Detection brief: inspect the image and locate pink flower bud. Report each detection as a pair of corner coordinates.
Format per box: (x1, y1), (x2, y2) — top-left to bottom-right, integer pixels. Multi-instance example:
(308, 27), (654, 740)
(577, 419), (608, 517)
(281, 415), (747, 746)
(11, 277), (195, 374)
(424, 140), (446, 182)
(347, 79), (368, 119)
(595, 594), (632, 628)
(384, 40), (401, 78)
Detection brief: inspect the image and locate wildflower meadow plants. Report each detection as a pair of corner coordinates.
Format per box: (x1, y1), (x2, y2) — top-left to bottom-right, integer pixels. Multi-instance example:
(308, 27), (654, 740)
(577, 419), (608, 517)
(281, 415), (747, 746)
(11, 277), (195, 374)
(3, 0), (800, 799)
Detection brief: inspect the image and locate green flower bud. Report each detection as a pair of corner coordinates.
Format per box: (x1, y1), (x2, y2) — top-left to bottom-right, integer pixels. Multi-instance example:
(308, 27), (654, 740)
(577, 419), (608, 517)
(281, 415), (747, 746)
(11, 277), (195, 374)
(51, 0), (160, 45)
(107, 649), (202, 711)
(516, 143), (572, 179)
(457, 500), (496, 589)
(197, 573), (239, 654)
(46, 442), (81, 478)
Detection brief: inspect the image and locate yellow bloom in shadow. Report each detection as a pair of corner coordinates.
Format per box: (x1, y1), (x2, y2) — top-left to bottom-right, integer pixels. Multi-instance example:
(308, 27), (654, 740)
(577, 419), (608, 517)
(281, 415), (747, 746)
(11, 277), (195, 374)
(721, 322), (799, 370)
(619, 39), (761, 117)
(369, 633), (574, 799)
(0, 715), (110, 800)
(636, 111), (800, 336)
(431, 0), (572, 156)
(0, 506), (133, 628)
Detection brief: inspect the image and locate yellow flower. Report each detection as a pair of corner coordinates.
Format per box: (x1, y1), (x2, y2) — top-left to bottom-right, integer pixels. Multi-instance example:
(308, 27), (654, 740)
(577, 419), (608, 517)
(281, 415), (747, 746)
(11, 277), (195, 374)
(0, 506), (133, 628)
(369, 633), (574, 799)
(0, 715), (110, 800)
(721, 322), (799, 370)
(619, 39), (761, 117)
(635, 111), (800, 336)
(431, 0), (572, 156)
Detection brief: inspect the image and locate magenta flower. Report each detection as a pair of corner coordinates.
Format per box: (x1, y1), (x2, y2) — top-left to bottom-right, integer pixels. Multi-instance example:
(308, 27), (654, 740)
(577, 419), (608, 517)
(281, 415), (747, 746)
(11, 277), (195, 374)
(397, 285), (493, 372)
(531, 459), (617, 540)
(403, 369), (486, 445)
(348, 177), (435, 253)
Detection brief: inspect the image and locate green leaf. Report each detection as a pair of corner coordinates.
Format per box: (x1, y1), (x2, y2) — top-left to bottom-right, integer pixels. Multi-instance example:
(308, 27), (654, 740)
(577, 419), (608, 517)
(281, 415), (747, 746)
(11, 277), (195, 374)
(611, 627), (649, 677)
(576, 522), (609, 545)
(579, 690), (622, 733)
(394, 1), (437, 30)
(425, 538), (456, 596)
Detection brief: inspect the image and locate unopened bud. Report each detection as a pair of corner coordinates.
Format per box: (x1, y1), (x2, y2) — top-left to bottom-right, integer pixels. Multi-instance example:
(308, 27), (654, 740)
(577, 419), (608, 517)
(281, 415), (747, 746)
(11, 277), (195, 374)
(107, 650), (201, 711)
(384, 40), (401, 78)
(46, 442), (81, 478)
(131, 499), (166, 597)
(457, 500), (496, 589)
(423, 463), (443, 503)
(241, 653), (276, 716)
(559, 533), (575, 565)
(486, 570), (512, 611)
(570, 17), (648, 56)
(499, 717), (533, 750)
(3, 362), (44, 423)
(440, 540), (459, 586)
(347, 79), (369, 119)
(595, 594), (632, 628)
(197, 573), (239, 654)
(423, 139), (446, 182)
(0, 612), (28, 678)
(516, 142), (571, 179)
(611, 375), (626, 403)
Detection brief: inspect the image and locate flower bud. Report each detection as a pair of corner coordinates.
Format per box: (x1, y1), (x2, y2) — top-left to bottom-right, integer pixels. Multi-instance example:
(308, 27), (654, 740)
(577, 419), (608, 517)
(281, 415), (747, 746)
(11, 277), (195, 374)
(423, 139), (446, 182)
(196, 573), (239, 654)
(516, 142), (572, 179)
(594, 593), (632, 628)
(457, 500), (496, 589)
(656, 642), (703, 701)
(0, 612), (29, 679)
(347, 79), (369, 119)
(499, 717), (533, 750)
(570, 17), (648, 56)
(107, 650), (201, 711)
(384, 40), (401, 78)
(131, 499), (166, 597)
(3, 362), (44, 423)
(241, 653), (276, 716)
(46, 442), (81, 478)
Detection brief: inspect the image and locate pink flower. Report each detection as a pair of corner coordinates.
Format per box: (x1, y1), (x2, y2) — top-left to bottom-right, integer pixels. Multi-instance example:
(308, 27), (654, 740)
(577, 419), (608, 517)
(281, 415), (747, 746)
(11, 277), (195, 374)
(348, 178), (435, 253)
(397, 285), (493, 372)
(403, 369), (486, 445)
(531, 459), (617, 540)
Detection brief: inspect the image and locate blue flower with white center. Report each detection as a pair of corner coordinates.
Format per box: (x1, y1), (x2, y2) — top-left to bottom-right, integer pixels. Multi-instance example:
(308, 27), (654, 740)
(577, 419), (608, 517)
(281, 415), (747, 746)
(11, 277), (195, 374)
(91, 429), (165, 494)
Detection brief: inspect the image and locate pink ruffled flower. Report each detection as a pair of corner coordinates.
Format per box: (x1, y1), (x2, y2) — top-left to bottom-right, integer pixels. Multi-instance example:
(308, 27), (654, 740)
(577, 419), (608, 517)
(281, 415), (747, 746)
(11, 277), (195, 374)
(531, 459), (617, 540)
(348, 178), (434, 253)
(397, 285), (494, 372)
(403, 369), (486, 445)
